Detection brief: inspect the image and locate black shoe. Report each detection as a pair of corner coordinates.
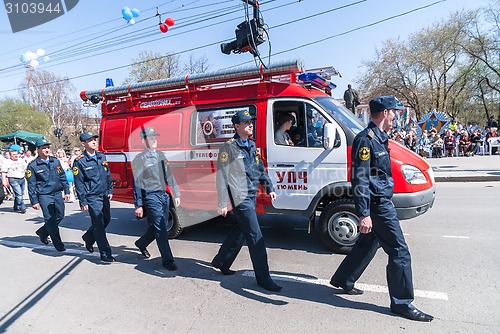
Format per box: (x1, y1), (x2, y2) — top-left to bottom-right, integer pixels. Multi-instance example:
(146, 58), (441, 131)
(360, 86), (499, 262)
(100, 255), (116, 263)
(392, 306), (434, 322)
(82, 235), (94, 253)
(55, 244), (66, 252)
(163, 262), (178, 271)
(18, 209), (26, 214)
(35, 230), (49, 245)
(259, 281), (283, 292)
(211, 261), (236, 275)
(330, 279), (364, 295)
(134, 241), (150, 258)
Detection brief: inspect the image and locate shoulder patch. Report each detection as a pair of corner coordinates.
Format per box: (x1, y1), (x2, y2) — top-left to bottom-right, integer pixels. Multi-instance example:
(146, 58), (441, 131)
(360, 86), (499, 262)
(25, 169), (32, 178)
(358, 146), (371, 161)
(219, 151), (228, 163)
(367, 130), (375, 139)
(72, 166), (79, 176)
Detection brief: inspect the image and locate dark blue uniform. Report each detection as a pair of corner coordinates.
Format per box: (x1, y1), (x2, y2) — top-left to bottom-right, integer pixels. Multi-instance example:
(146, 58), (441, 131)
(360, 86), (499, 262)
(132, 149), (180, 267)
(26, 156), (70, 251)
(331, 121), (415, 311)
(212, 134), (277, 288)
(73, 151), (114, 259)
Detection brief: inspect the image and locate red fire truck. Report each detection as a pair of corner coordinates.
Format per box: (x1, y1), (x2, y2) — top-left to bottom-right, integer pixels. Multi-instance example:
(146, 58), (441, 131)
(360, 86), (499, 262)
(80, 59), (435, 253)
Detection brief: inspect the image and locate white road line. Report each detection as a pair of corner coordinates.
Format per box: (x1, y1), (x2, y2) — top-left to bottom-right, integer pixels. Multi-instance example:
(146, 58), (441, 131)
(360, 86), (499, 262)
(242, 271), (448, 301)
(0, 239), (100, 258)
(443, 235), (470, 239)
(0, 239), (449, 301)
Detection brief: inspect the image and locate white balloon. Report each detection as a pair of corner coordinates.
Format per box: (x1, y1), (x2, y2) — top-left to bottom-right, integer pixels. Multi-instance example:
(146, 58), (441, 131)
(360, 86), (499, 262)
(26, 51), (37, 60)
(128, 18), (135, 25)
(36, 48), (45, 57)
(42, 56), (50, 62)
(20, 53), (28, 63)
(29, 59), (39, 68)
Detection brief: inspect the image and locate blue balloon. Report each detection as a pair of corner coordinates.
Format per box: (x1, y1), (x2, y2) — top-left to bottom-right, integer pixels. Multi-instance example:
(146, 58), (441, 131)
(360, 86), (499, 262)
(121, 7), (130, 15)
(123, 10), (133, 21)
(131, 8), (140, 18)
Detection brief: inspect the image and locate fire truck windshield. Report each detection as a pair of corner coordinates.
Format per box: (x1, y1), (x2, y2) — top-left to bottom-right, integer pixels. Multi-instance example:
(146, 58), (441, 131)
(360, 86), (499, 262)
(313, 96), (365, 135)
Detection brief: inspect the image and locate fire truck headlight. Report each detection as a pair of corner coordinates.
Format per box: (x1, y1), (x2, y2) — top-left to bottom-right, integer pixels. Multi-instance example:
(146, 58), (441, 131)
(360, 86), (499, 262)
(401, 164), (427, 184)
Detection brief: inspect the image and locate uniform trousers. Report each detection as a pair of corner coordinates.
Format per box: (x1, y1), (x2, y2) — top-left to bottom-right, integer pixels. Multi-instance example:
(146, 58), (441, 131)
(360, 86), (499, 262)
(82, 195), (112, 257)
(331, 197), (414, 310)
(135, 191), (174, 265)
(212, 196), (273, 286)
(36, 193), (65, 248)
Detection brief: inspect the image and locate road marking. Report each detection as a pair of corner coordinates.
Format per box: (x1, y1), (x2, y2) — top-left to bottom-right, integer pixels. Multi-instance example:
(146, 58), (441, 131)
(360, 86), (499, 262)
(0, 239), (100, 258)
(443, 235), (470, 239)
(242, 271), (448, 301)
(0, 239), (449, 301)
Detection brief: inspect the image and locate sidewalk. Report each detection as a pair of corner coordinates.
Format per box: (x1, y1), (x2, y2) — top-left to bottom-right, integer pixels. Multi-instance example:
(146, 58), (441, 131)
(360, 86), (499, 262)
(427, 154), (500, 182)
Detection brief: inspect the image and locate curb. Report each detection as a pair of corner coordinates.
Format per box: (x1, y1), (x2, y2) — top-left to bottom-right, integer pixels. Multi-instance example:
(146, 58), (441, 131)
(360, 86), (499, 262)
(435, 175), (500, 182)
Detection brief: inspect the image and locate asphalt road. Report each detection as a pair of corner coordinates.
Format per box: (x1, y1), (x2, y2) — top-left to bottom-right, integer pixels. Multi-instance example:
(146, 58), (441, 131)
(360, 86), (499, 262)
(0, 182), (499, 333)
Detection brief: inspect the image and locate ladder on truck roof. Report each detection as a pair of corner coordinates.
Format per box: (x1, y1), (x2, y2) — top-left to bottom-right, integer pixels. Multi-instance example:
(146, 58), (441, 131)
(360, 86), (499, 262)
(80, 59), (305, 102)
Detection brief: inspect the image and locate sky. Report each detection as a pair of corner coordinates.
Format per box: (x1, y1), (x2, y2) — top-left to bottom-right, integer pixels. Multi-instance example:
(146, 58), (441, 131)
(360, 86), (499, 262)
(0, 0), (489, 104)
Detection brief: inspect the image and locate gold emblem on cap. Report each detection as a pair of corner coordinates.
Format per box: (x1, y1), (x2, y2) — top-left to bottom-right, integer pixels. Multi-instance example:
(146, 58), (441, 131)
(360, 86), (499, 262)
(244, 111), (250, 117)
(149, 128), (154, 132)
(359, 147), (370, 161)
(219, 151), (228, 163)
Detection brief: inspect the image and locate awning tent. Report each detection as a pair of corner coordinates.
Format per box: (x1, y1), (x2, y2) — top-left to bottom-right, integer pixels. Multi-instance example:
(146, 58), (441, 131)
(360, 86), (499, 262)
(0, 130), (45, 145)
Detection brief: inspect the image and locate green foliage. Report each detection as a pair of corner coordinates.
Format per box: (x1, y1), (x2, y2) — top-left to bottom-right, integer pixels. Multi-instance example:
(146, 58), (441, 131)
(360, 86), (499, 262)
(0, 98), (51, 135)
(358, 3), (499, 124)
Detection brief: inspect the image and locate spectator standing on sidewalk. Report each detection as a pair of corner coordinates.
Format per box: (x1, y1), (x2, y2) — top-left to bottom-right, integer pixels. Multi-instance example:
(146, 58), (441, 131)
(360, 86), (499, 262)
(1, 145), (27, 213)
(0, 153), (5, 205)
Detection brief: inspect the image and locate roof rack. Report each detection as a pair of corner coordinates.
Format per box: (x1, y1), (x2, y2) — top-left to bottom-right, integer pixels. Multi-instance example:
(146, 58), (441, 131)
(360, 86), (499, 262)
(80, 59), (304, 102)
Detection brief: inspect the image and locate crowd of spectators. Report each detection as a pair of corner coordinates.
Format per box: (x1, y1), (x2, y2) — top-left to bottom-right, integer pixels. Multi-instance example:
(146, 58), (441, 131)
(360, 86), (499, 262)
(0, 144), (80, 210)
(390, 119), (499, 158)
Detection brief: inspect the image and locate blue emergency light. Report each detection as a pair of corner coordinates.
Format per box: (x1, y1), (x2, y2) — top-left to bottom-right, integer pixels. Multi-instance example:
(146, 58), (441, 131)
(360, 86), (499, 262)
(298, 72), (337, 93)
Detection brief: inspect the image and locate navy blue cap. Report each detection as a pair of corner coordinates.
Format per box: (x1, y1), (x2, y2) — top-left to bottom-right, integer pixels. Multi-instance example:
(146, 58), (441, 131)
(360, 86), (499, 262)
(79, 132), (98, 142)
(140, 127), (160, 137)
(231, 110), (255, 124)
(369, 95), (405, 113)
(35, 138), (51, 147)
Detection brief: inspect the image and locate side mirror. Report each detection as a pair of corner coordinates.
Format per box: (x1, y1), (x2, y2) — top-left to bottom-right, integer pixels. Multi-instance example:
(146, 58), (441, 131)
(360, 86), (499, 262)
(323, 123), (338, 150)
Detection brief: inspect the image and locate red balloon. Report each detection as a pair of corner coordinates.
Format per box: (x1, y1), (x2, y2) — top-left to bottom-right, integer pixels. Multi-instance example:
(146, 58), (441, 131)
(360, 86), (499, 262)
(165, 17), (175, 26)
(159, 23), (168, 33)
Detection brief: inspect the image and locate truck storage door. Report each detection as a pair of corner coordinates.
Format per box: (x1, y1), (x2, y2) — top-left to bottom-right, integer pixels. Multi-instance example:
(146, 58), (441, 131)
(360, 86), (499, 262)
(266, 99), (348, 210)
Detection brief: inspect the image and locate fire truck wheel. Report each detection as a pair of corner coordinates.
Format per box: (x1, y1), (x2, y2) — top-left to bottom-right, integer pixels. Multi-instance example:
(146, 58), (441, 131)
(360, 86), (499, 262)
(319, 198), (359, 254)
(167, 206), (184, 239)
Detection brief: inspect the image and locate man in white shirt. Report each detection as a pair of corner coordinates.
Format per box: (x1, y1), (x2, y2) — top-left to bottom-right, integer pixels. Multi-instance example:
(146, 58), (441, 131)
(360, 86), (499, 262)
(1, 144), (28, 213)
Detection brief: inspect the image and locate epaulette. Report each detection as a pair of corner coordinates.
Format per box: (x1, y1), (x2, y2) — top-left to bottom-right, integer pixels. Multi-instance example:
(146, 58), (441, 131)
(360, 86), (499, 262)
(367, 130), (375, 139)
(226, 138), (236, 145)
(74, 154), (84, 161)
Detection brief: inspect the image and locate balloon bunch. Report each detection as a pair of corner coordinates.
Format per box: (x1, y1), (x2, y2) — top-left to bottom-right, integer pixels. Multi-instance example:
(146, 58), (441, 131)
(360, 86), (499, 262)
(20, 49), (50, 68)
(122, 7), (140, 25)
(159, 17), (175, 33)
